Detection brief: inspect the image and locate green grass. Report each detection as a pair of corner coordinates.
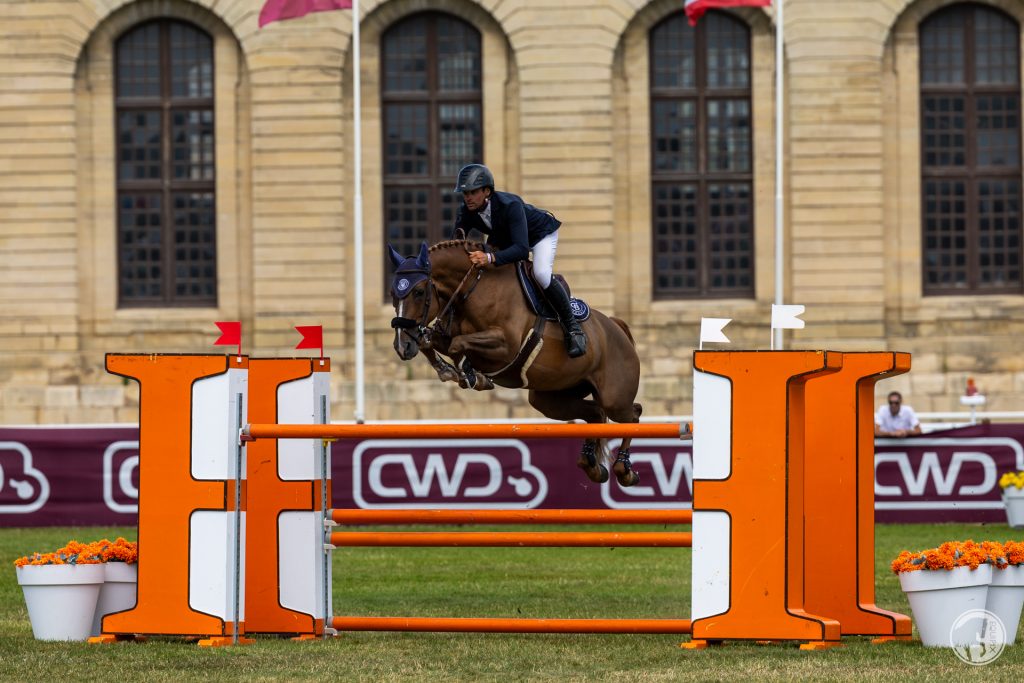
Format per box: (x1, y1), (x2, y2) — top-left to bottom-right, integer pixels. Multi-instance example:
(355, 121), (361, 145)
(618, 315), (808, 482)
(0, 523), (1022, 681)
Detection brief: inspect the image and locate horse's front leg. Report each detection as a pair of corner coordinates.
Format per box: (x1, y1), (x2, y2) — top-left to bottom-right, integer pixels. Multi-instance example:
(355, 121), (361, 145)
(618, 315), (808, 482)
(457, 357), (494, 391)
(448, 328), (510, 392)
(448, 327), (511, 357)
(421, 348), (461, 384)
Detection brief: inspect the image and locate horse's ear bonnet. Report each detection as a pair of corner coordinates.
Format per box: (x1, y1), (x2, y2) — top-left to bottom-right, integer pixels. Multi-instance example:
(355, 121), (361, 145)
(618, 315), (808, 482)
(388, 242), (431, 300)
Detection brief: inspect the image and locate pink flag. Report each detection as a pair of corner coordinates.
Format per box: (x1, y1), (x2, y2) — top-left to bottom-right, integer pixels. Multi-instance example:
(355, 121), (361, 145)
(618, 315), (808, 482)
(684, 0), (771, 26)
(259, 0), (353, 28)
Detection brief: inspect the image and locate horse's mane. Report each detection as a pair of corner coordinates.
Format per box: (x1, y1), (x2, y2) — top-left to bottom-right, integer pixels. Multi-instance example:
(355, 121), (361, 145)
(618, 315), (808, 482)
(429, 239), (487, 254)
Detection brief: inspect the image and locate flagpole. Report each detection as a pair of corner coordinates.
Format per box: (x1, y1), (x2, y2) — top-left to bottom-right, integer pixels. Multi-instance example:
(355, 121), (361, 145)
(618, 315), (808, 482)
(773, 0), (785, 351)
(352, 0), (366, 422)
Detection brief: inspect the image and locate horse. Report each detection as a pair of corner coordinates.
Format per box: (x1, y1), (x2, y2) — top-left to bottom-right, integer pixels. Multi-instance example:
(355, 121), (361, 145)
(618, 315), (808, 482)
(387, 239), (643, 487)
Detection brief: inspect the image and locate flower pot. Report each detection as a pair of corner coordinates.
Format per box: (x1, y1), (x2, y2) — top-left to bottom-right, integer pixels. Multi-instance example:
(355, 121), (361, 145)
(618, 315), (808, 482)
(987, 565), (1024, 645)
(899, 564), (992, 647)
(1004, 487), (1024, 528)
(91, 562), (138, 637)
(16, 564), (104, 641)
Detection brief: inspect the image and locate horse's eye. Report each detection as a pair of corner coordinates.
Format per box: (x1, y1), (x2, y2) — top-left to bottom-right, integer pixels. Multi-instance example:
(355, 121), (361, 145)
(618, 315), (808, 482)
(413, 288), (424, 299)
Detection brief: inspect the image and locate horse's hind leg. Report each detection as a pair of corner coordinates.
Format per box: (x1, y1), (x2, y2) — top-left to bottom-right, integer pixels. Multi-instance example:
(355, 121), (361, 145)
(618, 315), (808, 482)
(579, 439), (609, 484)
(610, 402), (643, 487)
(529, 389), (609, 484)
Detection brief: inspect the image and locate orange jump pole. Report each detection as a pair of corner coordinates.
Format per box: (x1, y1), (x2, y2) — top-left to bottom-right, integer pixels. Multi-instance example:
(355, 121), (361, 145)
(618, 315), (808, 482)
(329, 509), (693, 526)
(330, 616), (693, 634)
(244, 422), (690, 441)
(327, 531), (693, 548)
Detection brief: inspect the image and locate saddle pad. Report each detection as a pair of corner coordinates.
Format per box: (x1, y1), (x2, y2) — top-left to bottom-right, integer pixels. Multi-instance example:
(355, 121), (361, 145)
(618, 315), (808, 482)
(514, 261), (590, 322)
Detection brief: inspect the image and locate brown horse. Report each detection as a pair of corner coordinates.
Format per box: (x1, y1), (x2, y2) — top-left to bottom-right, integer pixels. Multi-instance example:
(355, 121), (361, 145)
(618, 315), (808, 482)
(388, 239), (642, 487)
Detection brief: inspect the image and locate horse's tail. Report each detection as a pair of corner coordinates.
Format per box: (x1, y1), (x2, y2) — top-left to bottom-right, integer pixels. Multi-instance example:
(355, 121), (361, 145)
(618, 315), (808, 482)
(610, 317), (635, 346)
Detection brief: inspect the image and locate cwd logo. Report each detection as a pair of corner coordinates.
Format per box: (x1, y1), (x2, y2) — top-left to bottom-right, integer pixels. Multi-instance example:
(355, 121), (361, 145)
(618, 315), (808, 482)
(103, 441), (140, 513)
(352, 439), (548, 508)
(601, 440), (693, 509)
(0, 442), (50, 513)
(874, 437), (1024, 511)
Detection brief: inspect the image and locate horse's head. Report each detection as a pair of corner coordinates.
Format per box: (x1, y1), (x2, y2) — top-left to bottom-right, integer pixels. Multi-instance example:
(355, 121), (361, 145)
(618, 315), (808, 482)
(387, 242), (434, 361)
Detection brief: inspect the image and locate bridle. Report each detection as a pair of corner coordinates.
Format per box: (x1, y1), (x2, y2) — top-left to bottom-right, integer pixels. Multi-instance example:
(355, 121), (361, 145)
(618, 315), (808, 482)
(390, 261), (483, 349)
(390, 266), (437, 346)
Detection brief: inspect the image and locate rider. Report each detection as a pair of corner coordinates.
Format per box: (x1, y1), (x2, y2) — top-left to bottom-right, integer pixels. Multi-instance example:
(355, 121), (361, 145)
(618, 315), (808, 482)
(452, 163), (587, 358)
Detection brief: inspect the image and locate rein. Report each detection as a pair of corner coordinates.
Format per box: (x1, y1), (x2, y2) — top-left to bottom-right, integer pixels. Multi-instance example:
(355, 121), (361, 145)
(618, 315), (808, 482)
(392, 260), (483, 347)
(431, 264), (483, 338)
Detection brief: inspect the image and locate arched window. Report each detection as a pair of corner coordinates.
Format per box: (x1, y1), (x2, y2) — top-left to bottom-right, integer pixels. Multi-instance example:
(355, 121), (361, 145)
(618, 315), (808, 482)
(115, 20), (216, 307)
(920, 4), (1021, 294)
(649, 12), (754, 300)
(381, 12), (482, 262)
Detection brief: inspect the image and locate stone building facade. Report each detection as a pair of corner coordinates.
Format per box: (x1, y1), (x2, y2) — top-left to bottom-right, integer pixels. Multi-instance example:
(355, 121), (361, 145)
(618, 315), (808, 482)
(1, 0), (1023, 424)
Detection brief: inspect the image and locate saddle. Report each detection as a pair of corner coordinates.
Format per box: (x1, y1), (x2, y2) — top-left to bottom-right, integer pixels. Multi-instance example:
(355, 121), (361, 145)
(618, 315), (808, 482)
(482, 263), (591, 390)
(514, 261), (591, 322)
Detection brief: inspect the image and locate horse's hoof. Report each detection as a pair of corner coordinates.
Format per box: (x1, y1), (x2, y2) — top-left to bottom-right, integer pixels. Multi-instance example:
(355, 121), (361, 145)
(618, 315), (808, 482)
(473, 376), (495, 391)
(618, 470), (640, 487)
(612, 455), (638, 487)
(577, 459), (608, 484)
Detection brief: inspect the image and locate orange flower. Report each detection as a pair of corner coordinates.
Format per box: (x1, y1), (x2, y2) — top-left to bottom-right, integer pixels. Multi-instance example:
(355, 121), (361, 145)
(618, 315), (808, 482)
(891, 539), (1007, 574)
(1004, 540), (1024, 566)
(12, 538), (137, 567)
(99, 537), (139, 563)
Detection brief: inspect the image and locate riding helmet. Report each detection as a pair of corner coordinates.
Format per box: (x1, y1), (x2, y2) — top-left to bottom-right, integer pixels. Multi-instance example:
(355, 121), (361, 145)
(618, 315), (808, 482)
(453, 164), (494, 193)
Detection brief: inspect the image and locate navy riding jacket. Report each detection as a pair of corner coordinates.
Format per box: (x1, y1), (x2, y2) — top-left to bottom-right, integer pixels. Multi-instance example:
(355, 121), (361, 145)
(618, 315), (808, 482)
(452, 190), (561, 266)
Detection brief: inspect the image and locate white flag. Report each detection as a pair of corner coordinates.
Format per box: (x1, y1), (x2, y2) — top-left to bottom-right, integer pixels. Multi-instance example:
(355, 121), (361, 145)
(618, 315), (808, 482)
(771, 304), (806, 330)
(699, 318), (732, 346)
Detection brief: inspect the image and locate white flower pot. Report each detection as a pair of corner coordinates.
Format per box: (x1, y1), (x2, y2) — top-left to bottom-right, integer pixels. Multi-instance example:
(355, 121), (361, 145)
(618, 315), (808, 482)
(91, 562), (138, 637)
(1004, 487), (1024, 528)
(16, 564), (105, 641)
(899, 564), (992, 647)
(987, 565), (1024, 644)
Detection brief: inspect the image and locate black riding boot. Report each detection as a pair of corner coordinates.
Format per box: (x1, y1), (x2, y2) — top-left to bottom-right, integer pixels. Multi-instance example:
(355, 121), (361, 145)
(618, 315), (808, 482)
(544, 281), (587, 358)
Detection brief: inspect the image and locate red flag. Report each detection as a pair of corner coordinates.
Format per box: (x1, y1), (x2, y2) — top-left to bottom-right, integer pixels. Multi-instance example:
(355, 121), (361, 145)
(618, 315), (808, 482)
(295, 325), (324, 358)
(684, 0), (771, 26)
(259, 0), (353, 28)
(214, 321), (242, 356)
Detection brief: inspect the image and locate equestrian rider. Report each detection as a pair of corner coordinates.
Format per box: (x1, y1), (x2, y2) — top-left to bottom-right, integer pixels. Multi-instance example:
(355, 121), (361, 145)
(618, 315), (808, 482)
(452, 163), (588, 358)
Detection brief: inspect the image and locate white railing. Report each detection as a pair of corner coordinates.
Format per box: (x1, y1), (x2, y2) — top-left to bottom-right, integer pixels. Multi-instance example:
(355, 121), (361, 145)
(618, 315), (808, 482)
(917, 411), (1024, 432)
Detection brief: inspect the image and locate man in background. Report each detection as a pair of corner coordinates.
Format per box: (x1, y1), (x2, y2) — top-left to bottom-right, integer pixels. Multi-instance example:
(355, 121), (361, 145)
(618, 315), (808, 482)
(875, 391), (922, 438)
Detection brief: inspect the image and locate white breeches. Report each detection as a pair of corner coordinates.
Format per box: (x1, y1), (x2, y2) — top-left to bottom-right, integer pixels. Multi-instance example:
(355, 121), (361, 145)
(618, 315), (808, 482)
(531, 231), (559, 289)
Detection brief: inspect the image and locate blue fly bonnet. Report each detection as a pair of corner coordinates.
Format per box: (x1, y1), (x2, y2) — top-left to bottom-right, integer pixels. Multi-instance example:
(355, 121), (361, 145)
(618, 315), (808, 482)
(387, 243), (431, 300)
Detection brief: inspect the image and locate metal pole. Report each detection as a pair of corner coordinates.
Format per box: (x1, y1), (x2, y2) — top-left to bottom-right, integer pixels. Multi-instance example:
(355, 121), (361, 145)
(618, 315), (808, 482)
(331, 616), (693, 634)
(353, 0), (365, 423)
(319, 395), (331, 638)
(329, 508), (693, 526)
(773, 0), (785, 351)
(232, 393), (243, 644)
(244, 421), (691, 441)
(326, 531), (693, 547)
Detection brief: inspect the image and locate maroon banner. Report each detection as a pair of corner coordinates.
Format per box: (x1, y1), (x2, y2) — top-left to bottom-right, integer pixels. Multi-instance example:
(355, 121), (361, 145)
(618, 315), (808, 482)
(873, 424), (1024, 522)
(0, 424), (1020, 527)
(0, 426), (139, 527)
